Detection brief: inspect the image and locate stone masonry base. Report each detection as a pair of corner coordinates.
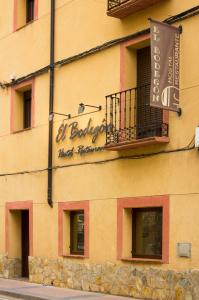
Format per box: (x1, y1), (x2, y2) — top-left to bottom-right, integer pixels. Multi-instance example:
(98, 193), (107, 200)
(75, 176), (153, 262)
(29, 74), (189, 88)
(0, 255), (21, 278)
(1, 255), (199, 299)
(27, 257), (199, 300)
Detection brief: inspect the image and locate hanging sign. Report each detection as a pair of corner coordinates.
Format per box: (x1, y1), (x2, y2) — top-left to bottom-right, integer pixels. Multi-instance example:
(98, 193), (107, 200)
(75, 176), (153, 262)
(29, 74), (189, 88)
(150, 19), (181, 112)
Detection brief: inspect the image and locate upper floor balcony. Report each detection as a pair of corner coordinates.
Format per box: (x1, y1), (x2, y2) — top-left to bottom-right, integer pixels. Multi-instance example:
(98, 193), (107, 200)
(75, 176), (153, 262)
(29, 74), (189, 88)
(107, 0), (163, 18)
(105, 85), (169, 151)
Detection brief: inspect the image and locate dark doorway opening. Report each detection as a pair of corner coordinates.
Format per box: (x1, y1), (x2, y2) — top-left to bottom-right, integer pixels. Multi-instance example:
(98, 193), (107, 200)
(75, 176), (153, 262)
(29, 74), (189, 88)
(21, 210), (29, 277)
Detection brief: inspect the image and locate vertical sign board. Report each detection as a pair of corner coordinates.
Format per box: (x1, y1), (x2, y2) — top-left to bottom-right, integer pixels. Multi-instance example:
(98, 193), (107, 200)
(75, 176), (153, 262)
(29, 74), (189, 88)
(150, 20), (181, 112)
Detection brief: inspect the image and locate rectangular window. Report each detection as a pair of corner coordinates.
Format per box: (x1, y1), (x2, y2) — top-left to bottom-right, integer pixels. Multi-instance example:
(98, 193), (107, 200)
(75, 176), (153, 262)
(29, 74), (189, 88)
(11, 80), (34, 133)
(13, 0), (38, 31)
(23, 90), (32, 129)
(58, 201), (89, 258)
(70, 210), (84, 255)
(132, 207), (162, 259)
(117, 196), (169, 263)
(26, 0), (35, 23)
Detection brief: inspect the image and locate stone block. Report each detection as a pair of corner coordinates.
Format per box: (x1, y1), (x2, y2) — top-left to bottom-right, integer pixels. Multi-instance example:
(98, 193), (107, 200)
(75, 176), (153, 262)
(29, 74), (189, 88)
(90, 283), (101, 292)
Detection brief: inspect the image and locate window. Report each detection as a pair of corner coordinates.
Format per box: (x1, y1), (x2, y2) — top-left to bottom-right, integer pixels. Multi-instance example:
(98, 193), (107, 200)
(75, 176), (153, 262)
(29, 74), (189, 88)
(70, 210), (84, 255)
(23, 90), (32, 129)
(58, 201), (89, 258)
(13, 0), (38, 31)
(117, 196), (169, 263)
(26, 0), (35, 23)
(132, 207), (162, 259)
(10, 80), (35, 133)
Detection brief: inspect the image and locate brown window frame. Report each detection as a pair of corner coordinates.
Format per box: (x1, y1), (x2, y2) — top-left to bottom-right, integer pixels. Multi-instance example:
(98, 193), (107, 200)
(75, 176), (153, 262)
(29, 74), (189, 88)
(132, 207), (163, 260)
(70, 210), (84, 255)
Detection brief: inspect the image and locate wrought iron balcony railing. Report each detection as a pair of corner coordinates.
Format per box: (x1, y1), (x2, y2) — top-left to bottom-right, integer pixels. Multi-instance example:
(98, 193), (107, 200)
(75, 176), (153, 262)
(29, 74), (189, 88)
(105, 86), (169, 149)
(107, 0), (163, 18)
(107, 0), (128, 10)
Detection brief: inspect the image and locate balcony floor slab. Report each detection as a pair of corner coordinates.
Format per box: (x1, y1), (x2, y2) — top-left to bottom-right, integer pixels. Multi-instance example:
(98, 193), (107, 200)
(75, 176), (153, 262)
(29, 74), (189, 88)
(107, 0), (163, 18)
(104, 136), (169, 150)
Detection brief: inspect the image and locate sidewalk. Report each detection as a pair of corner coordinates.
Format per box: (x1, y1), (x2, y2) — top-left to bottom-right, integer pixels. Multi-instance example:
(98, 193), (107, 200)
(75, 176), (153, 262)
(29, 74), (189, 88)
(0, 278), (137, 300)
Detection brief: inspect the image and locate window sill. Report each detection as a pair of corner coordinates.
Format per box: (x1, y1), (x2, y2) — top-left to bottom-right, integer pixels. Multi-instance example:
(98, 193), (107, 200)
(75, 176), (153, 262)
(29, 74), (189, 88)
(62, 254), (88, 259)
(12, 127), (32, 134)
(121, 257), (164, 263)
(105, 136), (169, 151)
(15, 19), (37, 32)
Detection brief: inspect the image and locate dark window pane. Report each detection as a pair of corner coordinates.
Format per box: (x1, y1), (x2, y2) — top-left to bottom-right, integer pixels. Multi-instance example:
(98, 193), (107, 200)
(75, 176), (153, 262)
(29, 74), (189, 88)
(26, 0), (34, 23)
(70, 211), (84, 255)
(23, 90), (32, 129)
(132, 208), (162, 259)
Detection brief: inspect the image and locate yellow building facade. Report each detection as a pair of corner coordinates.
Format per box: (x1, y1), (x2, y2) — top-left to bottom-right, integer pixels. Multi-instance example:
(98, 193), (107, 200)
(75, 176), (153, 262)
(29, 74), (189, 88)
(0, 0), (199, 299)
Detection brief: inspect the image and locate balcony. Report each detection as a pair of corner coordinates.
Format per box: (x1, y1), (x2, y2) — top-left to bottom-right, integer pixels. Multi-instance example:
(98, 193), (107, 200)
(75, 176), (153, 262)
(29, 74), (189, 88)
(105, 86), (169, 151)
(107, 0), (163, 18)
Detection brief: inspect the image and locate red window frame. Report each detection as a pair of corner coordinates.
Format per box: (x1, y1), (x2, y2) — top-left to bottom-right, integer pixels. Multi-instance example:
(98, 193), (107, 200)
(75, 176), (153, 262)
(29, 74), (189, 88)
(13, 0), (38, 31)
(10, 79), (35, 133)
(117, 195), (169, 263)
(58, 201), (89, 258)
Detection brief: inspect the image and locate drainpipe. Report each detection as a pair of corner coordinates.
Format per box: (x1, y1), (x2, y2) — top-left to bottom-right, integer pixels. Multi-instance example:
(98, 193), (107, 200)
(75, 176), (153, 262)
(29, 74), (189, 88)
(47, 0), (55, 207)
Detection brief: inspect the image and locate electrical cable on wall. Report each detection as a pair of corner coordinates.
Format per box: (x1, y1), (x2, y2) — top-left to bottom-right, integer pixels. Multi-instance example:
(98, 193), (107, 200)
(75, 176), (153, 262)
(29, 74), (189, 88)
(0, 135), (195, 178)
(0, 5), (199, 88)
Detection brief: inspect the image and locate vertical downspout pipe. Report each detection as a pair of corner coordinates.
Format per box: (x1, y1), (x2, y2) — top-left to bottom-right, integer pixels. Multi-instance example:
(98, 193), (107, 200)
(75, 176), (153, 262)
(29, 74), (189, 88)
(47, 0), (55, 207)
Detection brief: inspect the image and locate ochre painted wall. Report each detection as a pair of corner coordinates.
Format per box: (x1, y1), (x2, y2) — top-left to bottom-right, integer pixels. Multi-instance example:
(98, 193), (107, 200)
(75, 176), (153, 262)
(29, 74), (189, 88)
(0, 0), (199, 275)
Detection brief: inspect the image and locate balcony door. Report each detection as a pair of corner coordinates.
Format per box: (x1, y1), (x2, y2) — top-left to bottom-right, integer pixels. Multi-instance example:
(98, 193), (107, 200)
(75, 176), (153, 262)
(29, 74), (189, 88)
(136, 46), (163, 139)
